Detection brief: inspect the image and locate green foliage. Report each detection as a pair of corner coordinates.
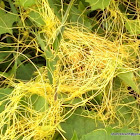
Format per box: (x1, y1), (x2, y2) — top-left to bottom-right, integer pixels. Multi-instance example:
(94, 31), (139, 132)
(29, 10), (45, 27)
(0, 0), (140, 139)
(15, 0), (36, 8)
(71, 131), (79, 140)
(85, 0), (111, 10)
(125, 20), (140, 35)
(61, 109), (104, 139)
(16, 63), (36, 80)
(31, 94), (49, 112)
(0, 88), (13, 113)
(0, 9), (17, 35)
(81, 127), (140, 140)
(0, 0), (5, 8)
(0, 52), (10, 62)
(117, 72), (139, 93)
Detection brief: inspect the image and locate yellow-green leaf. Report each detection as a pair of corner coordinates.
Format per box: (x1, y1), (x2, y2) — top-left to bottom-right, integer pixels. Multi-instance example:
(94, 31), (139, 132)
(0, 9), (17, 35)
(117, 72), (139, 93)
(85, 0), (111, 10)
(125, 20), (140, 35)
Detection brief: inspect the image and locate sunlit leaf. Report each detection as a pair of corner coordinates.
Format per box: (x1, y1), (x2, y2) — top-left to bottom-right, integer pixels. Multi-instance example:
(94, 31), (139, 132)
(85, 0), (111, 10)
(125, 20), (140, 35)
(29, 10), (45, 27)
(15, 0), (36, 8)
(71, 131), (79, 140)
(31, 94), (49, 112)
(0, 9), (17, 35)
(117, 72), (139, 93)
(61, 109), (104, 139)
(81, 127), (140, 140)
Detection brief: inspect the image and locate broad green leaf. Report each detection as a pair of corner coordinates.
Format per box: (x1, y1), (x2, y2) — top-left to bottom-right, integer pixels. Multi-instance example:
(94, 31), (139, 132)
(78, 1), (86, 11)
(117, 100), (134, 122)
(65, 4), (92, 29)
(81, 127), (140, 140)
(85, 0), (111, 10)
(0, 88), (13, 113)
(116, 96), (139, 128)
(16, 63), (36, 80)
(61, 109), (104, 139)
(48, 0), (61, 20)
(81, 129), (106, 140)
(29, 10), (45, 27)
(71, 131), (79, 140)
(31, 94), (49, 112)
(125, 20), (140, 35)
(0, 88), (13, 100)
(15, 0), (36, 8)
(0, 9), (17, 35)
(117, 72), (139, 93)
(0, 53), (9, 62)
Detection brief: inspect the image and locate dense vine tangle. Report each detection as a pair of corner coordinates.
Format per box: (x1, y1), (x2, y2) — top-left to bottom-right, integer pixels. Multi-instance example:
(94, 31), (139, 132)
(0, 0), (140, 139)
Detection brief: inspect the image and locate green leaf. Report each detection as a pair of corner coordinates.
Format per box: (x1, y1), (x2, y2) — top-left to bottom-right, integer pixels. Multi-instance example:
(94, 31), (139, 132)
(16, 63), (36, 80)
(81, 129), (106, 140)
(71, 131), (79, 140)
(0, 9), (18, 35)
(31, 94), (49, 112)
(53, 26), (65, 52)
(0, 53), (9, 62)
(29, 10), (45, 27)
(48, 0), (61, 20)
(46, 56), (58, 84)
(15, 0), (36, 8)
(85, 0), (111, 10)
(125, 20), (140, 35)
(117, 72), (139, 93)
(0, 88), (13, 100)
(117, 100), (134, 121)
(35, 32), (56, 84)
(116, 96), (138, 128)
(67, 5), (92, 29)
(78, 1), (86, 11)
(81, 127), (140, 140)
(0, 0), (5, 8)
(0, 88), (13, 113)
(61, 109), (104, 139)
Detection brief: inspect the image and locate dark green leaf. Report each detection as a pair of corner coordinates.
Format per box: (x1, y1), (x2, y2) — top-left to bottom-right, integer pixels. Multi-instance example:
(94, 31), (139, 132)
(16, 63), (36, 80)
